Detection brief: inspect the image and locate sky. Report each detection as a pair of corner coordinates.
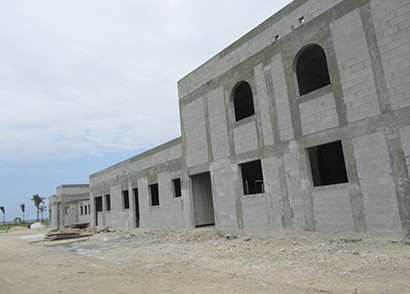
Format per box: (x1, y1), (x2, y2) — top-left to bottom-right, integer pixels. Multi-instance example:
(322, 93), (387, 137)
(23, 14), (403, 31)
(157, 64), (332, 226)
(0, 0), (292, 222)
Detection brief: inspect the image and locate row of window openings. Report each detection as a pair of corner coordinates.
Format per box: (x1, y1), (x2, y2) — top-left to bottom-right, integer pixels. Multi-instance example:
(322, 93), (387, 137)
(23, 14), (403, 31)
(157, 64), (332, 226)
(95, 179), (182, 212)
(234, 44), (330, 122)
(240, 141), (348, 195)
(95, 141), (347, 211)
(80, 205), (91, 215)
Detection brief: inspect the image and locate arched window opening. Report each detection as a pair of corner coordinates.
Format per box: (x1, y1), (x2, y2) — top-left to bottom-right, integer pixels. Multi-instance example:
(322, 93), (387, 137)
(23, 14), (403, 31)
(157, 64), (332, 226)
(296, 44), (331, 96)
(233, 81), (255, 122)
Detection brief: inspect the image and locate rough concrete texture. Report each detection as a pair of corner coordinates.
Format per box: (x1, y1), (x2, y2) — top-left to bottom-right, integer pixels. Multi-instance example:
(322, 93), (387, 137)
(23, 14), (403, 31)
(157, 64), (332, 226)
(51, 0), (410, 238)
(49, 184), (90, 230)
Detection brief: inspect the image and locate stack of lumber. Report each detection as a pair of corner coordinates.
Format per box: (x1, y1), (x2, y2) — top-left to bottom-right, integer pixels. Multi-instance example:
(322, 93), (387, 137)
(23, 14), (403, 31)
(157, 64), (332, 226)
(45, 229), (92, 241)
(30, 228), (93, 246)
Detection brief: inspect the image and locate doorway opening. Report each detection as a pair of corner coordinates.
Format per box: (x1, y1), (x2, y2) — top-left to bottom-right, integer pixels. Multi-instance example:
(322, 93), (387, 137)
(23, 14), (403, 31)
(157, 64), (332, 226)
(191, 172), (215, 227)
(133, 188), (140, 227)
(95, 196), (102, 226)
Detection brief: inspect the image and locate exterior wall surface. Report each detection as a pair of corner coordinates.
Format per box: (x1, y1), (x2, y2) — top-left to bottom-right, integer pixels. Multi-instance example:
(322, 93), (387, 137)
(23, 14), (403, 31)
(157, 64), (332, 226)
(56, 0), (410, 238)
(89, 138), (189, 230)
(177, 0), (410, 237)
(48, 184), (90, 229)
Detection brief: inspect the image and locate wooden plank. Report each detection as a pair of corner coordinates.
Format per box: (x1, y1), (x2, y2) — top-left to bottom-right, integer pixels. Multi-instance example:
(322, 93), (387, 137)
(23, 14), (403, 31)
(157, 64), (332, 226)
(44, 238), (89, 247)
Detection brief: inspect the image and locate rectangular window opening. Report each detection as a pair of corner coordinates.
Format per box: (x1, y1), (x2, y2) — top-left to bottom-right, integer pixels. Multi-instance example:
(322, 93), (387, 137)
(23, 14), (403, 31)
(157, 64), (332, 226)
(307, 140), (348, 187)
(80, 206), (83, 215)
(240, 160), (265, 195)
(150, 183), (160, 206)
(123, 190), (130, 209)
(173, 178), (182, 197)
(84, 205), (88, 215)
(105, 194), (111, 211)
(95, 196), (103, 212)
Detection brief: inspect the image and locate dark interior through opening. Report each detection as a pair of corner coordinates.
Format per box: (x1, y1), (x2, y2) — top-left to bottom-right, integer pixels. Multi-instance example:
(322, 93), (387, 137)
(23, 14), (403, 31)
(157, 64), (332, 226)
(133, 188), (140, 227)
(123, 190), (130, 209)
(105, 194), (111, 211)
(296, 44), (331, 96)
(150, 183), (160, 206)
(240, 160), (264, 195)
(173, 178), (182, 197)
(307, 141), (348, 187)
(95, 196), (103, 212)
(234, 82), (255, 122)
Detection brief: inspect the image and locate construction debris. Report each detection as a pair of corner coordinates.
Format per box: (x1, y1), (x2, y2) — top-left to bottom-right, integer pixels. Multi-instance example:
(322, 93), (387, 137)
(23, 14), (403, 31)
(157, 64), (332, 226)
(30, 228), (93, 244)
(45, 229), (92, 241)
(96, 226), (115, 233)
(44, 238), (89, 247)
(66, 222), (90, 229)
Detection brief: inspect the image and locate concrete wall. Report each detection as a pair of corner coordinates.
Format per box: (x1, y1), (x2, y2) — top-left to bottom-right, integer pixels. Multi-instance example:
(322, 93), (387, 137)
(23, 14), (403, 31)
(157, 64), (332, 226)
(178, 0), (410, 237)
(89, 138), (189, 230)
(48, 184), (90, 229)
(55, 0), (410, 238)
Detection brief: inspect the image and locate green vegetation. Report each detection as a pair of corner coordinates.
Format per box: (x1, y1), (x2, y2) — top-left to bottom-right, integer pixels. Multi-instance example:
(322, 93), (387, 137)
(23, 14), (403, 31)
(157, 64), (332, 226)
(31, 194), (46, 222)
(0, 206), (5, 224)
(20, 203), (25, 222)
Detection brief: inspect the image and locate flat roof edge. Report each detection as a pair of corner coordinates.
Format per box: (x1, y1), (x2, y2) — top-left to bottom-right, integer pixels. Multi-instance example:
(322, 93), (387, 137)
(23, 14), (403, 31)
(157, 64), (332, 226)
(90, 136), (182, 179)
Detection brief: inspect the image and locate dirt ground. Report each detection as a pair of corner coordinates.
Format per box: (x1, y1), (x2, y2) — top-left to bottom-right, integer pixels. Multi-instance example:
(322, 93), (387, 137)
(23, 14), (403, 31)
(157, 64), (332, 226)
(1, 226), (410, 294)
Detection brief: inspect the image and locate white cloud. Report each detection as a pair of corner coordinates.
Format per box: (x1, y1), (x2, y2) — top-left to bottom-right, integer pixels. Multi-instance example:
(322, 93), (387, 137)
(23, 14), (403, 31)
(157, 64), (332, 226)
(0, 0), (291, 164)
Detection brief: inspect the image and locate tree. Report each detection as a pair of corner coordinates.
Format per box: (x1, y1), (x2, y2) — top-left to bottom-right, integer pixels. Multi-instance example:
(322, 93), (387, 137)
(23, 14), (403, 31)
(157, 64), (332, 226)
(20, 203), (25, 222)
(0, 206), (5, 224)
(31, 194), (45, 222)
(39, 205), (47, 222)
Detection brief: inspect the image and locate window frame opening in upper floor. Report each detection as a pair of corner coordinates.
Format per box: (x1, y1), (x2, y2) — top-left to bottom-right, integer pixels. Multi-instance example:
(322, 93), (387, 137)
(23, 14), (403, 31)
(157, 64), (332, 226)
(233, 81), (255, 122)
(296, 44), (331, 96)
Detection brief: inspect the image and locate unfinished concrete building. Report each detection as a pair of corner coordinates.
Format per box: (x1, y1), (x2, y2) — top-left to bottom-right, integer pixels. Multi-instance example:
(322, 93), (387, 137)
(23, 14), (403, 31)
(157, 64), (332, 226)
(63, 0), (410, 238)
(49, 185), (90, 229)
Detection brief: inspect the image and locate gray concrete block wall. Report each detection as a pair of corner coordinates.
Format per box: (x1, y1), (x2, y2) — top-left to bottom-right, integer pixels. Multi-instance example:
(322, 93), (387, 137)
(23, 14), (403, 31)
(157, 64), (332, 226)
(270, 54), (293, 142)
(330, 8), (380, 123)
(48, 195), (58, 228)
(50, 185), (90, 229)
(77, 200), (90, 224)
(400, 126), (410, 168)
(210, 162), (240, 229)
(58, 0), (410, 238)
(299, 92), (339, 135)
(312, 187), (355, 233)
(207, 87), (230, 160)
(233, 121), (259, 155)
(254, 63), (275, 147)
(181, 98), (209, 167)
(371, 0), (410, 110)
(262, 157), (286, 232)
(90, 139), (183, 182)
(353, 132), (402, 236)
(241, 194), (270, 232)
(283, 141), (307, 231)
(56, 184), (89, 197)
(64, 203), (78, 226)
(89, 139), (187, 230)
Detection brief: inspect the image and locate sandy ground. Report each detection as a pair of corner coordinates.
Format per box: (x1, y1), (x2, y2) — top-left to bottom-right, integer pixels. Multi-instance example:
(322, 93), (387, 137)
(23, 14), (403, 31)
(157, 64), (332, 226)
(1, 226), (410, 294)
